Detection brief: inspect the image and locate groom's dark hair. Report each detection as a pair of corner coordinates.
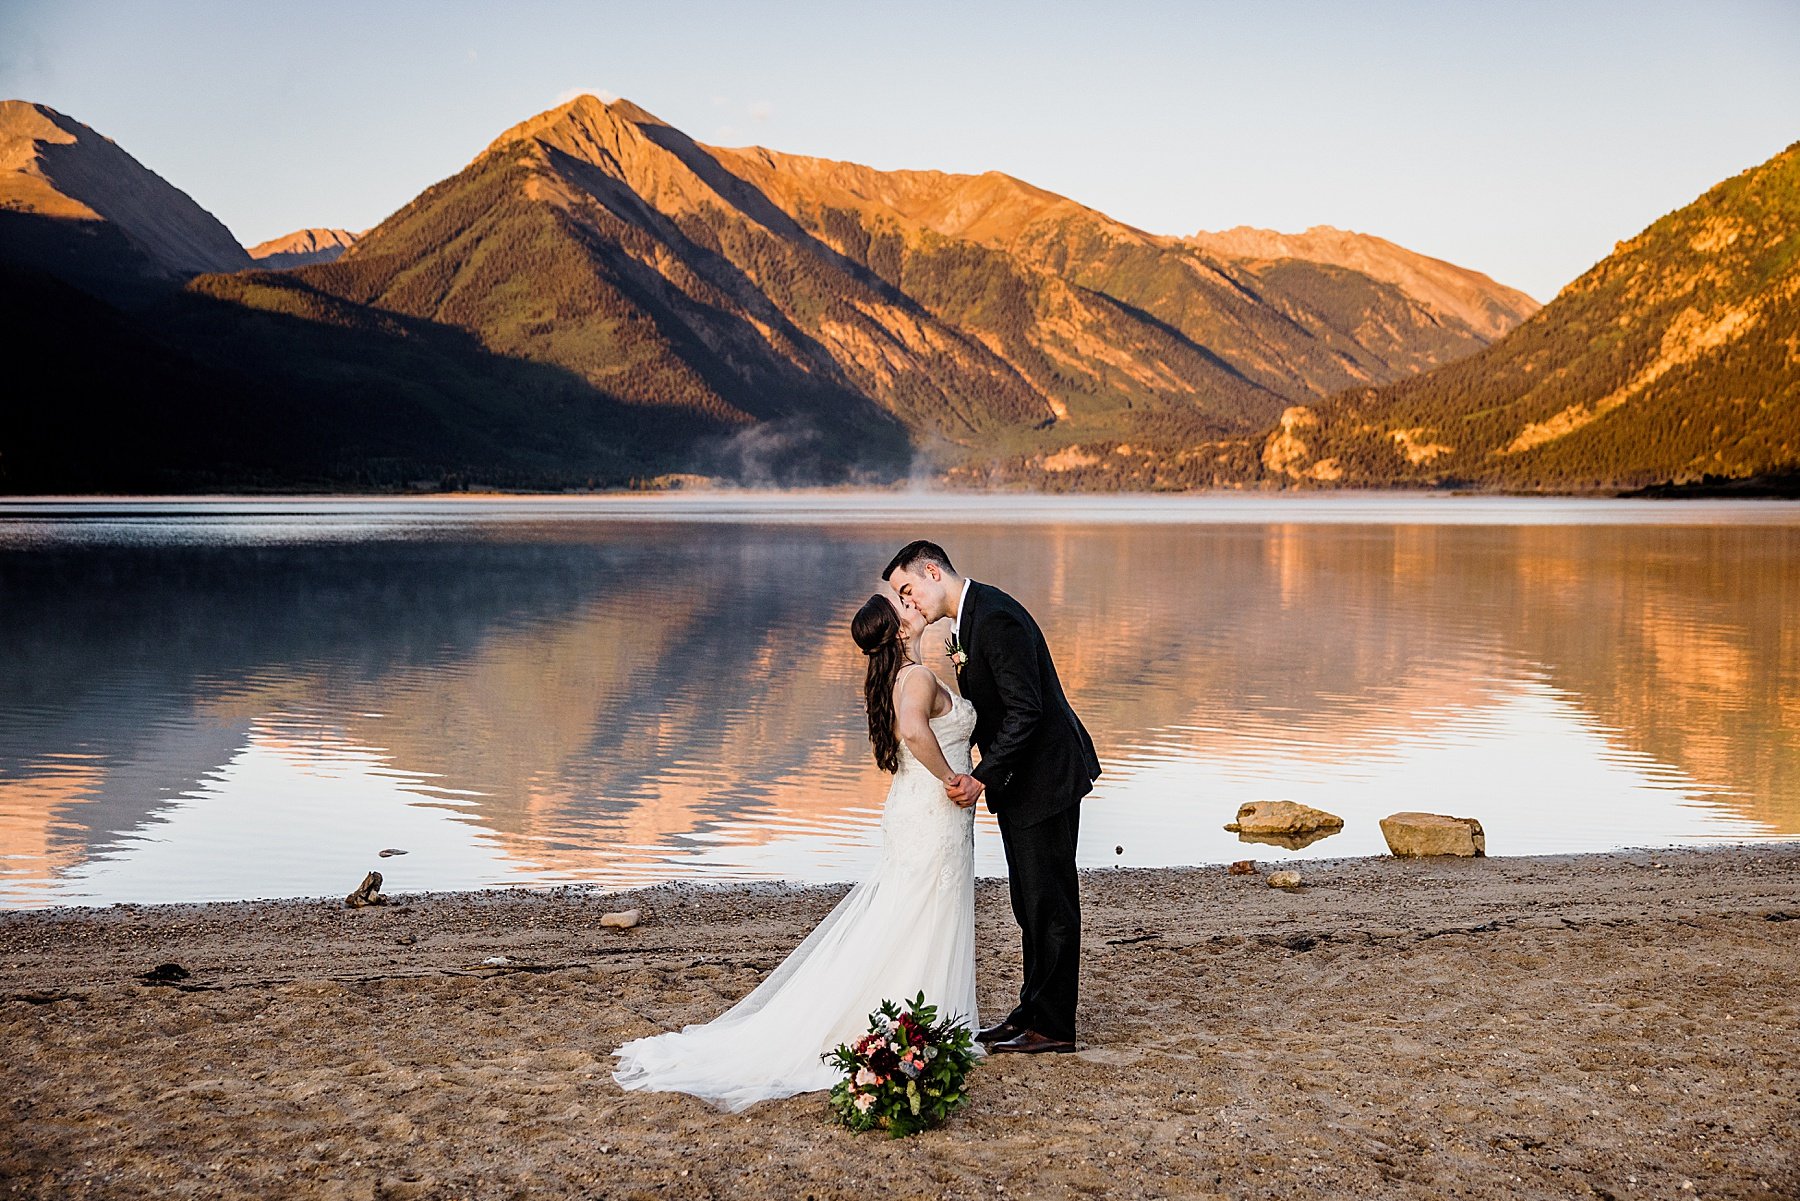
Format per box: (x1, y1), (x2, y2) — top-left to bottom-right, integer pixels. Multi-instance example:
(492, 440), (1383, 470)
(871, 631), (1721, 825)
(882, 540), (956, 581)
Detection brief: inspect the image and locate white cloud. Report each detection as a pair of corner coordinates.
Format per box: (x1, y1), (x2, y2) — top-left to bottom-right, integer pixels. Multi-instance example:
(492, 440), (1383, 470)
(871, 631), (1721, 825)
(749, 100), (773, 122)
(554, 86), (619, 107)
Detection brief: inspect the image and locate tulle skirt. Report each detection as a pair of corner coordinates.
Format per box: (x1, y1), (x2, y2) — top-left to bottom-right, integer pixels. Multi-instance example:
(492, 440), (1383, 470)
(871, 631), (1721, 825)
(612, 851), (980, 1112)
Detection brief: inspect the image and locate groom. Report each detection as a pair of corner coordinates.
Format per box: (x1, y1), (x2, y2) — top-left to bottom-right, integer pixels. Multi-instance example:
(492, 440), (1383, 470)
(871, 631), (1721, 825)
(884, 541), (1101, 1054)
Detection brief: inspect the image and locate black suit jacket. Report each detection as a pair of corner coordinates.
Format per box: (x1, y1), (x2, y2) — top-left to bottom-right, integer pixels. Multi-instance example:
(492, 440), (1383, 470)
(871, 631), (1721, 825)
(956, 581), (1101, 827)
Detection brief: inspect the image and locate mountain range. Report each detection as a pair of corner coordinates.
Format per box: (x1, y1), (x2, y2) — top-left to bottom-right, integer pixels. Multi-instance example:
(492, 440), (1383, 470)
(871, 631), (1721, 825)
(1, 94), (1790, 493)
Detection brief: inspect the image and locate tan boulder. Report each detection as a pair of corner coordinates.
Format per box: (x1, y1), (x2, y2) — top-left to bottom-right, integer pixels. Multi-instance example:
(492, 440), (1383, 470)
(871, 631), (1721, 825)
(1224, 801), (1345, 847)
(1379, 812), (1486, 857)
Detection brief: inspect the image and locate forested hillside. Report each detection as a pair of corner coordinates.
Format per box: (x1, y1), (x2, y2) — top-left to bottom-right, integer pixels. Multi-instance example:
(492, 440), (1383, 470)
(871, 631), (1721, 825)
(1261, 142), (1800, 491)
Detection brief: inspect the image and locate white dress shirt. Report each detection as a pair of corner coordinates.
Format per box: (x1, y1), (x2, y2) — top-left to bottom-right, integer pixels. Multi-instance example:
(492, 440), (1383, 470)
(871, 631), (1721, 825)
(950, 577), (974, 643)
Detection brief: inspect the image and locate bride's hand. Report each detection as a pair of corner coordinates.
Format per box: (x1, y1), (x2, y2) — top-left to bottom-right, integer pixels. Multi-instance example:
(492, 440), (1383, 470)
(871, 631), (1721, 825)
(944, 773), (983, 807)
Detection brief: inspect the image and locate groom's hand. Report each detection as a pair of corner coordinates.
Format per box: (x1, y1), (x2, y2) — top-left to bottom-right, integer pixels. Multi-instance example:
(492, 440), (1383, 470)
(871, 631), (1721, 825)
(945, 773), (984, 807)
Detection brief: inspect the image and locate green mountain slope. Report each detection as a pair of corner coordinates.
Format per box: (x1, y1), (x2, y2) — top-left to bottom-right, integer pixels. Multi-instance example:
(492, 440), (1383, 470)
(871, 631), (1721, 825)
(1262, 142), (1800, 490)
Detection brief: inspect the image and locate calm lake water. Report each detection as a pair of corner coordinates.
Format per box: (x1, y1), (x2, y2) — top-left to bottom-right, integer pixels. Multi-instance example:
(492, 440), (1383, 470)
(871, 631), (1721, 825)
(3, 493), (1797, 908)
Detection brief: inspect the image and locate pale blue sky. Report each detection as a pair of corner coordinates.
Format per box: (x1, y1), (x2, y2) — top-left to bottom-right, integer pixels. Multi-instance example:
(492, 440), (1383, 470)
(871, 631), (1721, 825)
(3, 0), (1796, 299)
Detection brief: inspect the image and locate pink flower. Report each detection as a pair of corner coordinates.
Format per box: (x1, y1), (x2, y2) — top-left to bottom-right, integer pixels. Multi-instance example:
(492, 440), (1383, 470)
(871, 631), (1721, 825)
(855, 1067), (880, 1088)
(853, 1092), (875, 1113)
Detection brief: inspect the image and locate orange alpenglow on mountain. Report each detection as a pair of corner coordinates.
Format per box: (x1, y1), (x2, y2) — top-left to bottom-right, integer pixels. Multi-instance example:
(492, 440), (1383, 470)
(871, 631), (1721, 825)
(25, 89), (1776, 496)
(247, 227), (362, 269)
(254, 94), (1529, 453)
(1186, 225), (1540, 341)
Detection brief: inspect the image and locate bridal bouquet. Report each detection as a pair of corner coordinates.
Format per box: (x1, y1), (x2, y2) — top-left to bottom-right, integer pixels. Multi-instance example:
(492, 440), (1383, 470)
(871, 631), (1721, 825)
(823, 992), (978, 1137)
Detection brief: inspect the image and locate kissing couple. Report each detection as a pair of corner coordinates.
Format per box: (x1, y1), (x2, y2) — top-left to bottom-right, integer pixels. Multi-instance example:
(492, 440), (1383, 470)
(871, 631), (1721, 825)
(613, 540), (1102, 1111)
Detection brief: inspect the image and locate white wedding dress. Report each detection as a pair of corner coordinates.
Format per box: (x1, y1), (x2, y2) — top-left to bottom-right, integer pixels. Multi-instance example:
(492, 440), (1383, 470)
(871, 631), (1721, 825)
(613, 668), (982, 1112)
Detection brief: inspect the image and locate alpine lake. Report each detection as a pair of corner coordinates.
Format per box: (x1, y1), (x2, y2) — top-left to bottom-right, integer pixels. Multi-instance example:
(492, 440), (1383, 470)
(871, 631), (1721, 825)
(3, 492), (1796, 908)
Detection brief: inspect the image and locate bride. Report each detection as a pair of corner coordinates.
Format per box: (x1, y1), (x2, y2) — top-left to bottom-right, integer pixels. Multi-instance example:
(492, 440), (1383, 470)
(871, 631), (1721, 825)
(612, 592), (983, 1112)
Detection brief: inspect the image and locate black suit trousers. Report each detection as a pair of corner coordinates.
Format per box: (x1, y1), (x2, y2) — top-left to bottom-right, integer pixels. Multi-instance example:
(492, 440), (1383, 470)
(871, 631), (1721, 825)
(996, 802), (1081, 1042)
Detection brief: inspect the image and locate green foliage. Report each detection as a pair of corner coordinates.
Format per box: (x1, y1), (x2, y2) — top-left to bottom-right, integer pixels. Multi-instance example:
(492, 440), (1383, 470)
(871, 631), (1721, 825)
(823, 992), (979, 1139)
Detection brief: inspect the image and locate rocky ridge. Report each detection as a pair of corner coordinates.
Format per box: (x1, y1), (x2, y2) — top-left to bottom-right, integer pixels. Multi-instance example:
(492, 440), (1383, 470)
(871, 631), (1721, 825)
(1187, 224), (1540, 340)
(0, 100), (249, 278)
(247, 227), (361, 269)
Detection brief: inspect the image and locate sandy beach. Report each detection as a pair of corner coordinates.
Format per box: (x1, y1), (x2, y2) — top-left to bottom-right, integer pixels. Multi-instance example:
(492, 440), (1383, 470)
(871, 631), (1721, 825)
(3, 844), (1797, 1200)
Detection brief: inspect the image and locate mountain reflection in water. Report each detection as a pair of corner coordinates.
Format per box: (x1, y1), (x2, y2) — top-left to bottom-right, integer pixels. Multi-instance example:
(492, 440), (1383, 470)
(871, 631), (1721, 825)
(1, 498), (1795, 907)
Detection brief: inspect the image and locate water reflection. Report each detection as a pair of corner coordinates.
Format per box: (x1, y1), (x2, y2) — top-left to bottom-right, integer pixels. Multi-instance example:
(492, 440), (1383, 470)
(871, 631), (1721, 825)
(1, 500), (1796, 907)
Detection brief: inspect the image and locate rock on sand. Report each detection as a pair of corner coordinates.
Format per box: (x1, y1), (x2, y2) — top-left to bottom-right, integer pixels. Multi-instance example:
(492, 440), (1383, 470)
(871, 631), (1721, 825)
(1380, 812), (1486, 857)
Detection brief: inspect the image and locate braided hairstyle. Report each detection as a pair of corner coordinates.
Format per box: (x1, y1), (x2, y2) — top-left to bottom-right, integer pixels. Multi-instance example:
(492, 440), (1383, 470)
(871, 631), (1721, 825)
(852, 594), (906, 773)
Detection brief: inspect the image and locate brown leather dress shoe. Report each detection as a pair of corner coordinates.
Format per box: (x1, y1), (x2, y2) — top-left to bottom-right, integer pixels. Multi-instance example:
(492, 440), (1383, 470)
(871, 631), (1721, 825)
(988, 1029), (1077, 1054)
(975, 1019), (1026, 1044)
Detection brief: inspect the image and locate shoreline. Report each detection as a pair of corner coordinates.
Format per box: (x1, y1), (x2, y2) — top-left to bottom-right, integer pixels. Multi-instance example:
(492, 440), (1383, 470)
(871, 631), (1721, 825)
(5, 839), (1798, 918)
(3, 473), (1800, 503)
(3, 491), (1798, 538)
(8, 489), (1800, 507)
(5, 843), (1797, 1198)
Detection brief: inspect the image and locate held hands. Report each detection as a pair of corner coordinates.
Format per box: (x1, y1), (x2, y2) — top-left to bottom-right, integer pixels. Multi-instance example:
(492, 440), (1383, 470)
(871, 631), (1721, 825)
(944, 773), (984, 808)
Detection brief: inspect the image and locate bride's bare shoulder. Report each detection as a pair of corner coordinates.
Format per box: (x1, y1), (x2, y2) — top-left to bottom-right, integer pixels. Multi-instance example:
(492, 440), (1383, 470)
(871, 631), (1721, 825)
(894, 662), (954, 719)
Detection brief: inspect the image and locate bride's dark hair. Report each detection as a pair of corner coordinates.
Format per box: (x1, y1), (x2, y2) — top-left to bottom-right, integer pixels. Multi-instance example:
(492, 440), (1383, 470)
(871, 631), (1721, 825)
(852, 594), (905, 773)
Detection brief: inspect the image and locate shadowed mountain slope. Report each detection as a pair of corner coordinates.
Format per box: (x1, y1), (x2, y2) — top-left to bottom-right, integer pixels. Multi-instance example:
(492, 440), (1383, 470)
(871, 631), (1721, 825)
(0, 100), (249, 293)
(0, 258), (722, 493)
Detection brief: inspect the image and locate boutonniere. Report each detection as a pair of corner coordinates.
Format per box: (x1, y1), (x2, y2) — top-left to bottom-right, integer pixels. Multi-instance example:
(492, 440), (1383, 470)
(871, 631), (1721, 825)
(944, 634), (969, 670)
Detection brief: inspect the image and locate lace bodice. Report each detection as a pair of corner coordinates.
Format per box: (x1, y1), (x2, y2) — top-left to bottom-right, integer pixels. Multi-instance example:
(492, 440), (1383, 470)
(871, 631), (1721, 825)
(882, 674), (978, 885)
(896, 690), (977, 776)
